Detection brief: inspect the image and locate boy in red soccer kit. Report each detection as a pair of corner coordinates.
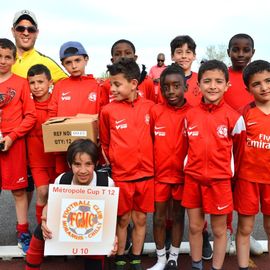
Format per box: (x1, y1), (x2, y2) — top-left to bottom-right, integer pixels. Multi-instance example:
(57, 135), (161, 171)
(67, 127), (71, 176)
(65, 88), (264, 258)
(224, 33), (255, 111)
(182, 60), (246, 270)
(99, 39), (155, 107)
(26, 64), (56, 224)
(99, 58), (155, 270)
(234, 60), (270, 270)
(147, 64), (190, 270)
(169, 35), (202, 107)
(0, 38), (36, 252)
(48, 41), (100, 175)
(223, 33), (263, 255)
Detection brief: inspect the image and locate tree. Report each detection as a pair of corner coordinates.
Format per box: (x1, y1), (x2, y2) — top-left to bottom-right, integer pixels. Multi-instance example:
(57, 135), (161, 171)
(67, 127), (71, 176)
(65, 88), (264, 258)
(204, 44), (230, 65)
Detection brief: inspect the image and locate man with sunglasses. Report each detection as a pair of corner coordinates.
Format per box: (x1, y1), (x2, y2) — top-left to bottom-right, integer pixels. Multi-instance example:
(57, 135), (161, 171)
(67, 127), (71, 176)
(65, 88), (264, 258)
(149, 53), (166, 84)
(11, 10), (67, 83)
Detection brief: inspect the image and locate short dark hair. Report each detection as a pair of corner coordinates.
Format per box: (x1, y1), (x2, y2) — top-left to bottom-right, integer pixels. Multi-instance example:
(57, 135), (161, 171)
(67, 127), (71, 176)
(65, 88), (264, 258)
(66, 139), (98, 166)
(111, 39), (136, 56)
(0, 38), (16, 59)
(107, 58), (140, 82)
(228, 33), (254, 50)
(170, 35), (196, 55)
(198, 59), (229, 82)
(243, 60), (270, 88)
(160, 64), (186, 94)
(27, 64), (52, 80)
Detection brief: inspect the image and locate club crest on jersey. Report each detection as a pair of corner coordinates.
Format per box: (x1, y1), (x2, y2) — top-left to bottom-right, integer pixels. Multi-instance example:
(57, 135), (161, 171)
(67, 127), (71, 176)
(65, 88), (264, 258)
(145, 114), (150, 125)
(88, 92), (97, 102)
(0, 88), (16, 108)
(217, 125), (228, 138)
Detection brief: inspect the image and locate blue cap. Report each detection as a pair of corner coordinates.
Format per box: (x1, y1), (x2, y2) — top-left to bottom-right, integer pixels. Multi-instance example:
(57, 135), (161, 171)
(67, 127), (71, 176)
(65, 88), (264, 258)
(59, 41), (88, 60)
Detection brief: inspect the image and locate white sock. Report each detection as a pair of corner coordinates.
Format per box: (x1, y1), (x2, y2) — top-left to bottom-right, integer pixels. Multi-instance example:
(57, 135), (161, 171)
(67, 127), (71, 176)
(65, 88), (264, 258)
(147, 247), (167, 270)
(168, 245), (180, 264)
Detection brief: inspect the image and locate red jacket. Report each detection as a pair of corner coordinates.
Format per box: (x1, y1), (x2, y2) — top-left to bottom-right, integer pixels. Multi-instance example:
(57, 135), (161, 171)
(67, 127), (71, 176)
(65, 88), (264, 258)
(150, 101), (191, 184)
(238, 102), (270, 184)
(185, 72), (202, 107)
(184, 99), (246, 183)
(100, 76), (155, 109)
(99, 96), (154, 181)
(48, 75), (100, 117)
(26, 96), (55, 167)
(224, 67), (254, 110)
(0, 74), (36, 141)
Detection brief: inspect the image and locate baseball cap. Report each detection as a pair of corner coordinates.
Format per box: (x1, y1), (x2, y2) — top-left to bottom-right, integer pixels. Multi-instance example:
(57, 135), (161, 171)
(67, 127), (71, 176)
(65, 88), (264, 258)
(59, 41), (88, 60)
(13, 10), (38, 27)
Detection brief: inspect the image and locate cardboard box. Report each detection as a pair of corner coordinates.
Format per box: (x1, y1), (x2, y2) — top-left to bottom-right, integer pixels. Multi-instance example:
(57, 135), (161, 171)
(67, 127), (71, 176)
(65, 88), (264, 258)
(42, 114), (98, 152)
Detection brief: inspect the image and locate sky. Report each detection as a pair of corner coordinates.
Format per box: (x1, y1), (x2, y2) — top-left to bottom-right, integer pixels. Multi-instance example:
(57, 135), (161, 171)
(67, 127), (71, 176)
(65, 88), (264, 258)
(0, 0), (270, 77)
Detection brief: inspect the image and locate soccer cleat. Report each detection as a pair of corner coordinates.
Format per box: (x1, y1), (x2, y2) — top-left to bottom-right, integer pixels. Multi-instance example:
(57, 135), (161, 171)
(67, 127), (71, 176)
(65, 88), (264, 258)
(18, 232), (31, 254)
(115, 260), (128, 270)
(250, 235), (263, 256)
(226, 229), (236, 255)
(130, 260), (143, 270)
(164, 260), (177, 270)
(202, 230), (213, 260)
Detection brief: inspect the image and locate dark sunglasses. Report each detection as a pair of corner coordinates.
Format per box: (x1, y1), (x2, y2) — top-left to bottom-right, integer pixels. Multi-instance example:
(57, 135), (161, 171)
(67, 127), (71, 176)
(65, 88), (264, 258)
(15, 25), (37, 33)
(157, 59), (164, 62)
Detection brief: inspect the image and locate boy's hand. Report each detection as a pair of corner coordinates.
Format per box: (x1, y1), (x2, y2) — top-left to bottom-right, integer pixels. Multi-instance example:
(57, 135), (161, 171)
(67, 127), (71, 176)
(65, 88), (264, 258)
(1, 135), (13, 151)
(108, 236), (118, 257)
(41, 216), (53, 240)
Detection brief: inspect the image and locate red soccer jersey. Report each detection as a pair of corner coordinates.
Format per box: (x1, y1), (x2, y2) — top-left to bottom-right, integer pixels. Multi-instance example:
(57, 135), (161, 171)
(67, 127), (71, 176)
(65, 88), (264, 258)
(185, 72), (202, 107)
(238, 102), (270, 184)
(26, 96), (55, 168)
(99, 96), (154, 181)
(224, 67), (254, 110)
(150, 101), (191, 184)
(0, 74), (36, 141)
(48, 75), (100, 117)
(184, 99), (246, 183)
(99, 76), (155, 109)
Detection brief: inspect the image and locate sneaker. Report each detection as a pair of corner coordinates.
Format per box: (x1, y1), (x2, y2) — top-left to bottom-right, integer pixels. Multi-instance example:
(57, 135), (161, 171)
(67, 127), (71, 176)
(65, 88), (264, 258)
(250, 235), (263, 256)
(202, 230), (213, 260)
(147, 261), (166, 270)
(164, 260), (177, 270)
(18, 232), (31, 253)
(226, 229), (236, 255)
(115, 260), (128, 270)
(165, 228), (172, 252)
(130, 260), (143, 270)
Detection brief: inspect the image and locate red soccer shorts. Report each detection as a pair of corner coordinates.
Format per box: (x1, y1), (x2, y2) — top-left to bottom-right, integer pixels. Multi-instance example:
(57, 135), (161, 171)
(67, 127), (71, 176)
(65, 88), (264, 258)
(154, 181), (184, 202)
(115, 178), (154, 216)
(234, 179), (270, 215)
(31, 167), (57, 187)
(182, 175), (233, 215)
(0, 137), (27, 190)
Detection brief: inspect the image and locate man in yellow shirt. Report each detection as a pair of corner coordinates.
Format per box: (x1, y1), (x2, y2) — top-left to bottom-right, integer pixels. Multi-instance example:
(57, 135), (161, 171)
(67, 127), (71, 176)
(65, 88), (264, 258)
(11, 9), (67, 83)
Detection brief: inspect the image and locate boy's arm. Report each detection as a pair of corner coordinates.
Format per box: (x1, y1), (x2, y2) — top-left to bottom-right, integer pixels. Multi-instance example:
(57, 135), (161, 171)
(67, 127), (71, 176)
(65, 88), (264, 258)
(48, 83), (60, 118)
(99, 109), (110, 160)
(231, 115), (246, 179)
(7, 81), (37, 143)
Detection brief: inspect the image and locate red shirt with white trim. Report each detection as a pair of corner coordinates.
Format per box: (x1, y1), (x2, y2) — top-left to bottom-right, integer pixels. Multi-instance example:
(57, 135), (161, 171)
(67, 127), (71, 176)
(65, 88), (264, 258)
(150, 101), (191, 184)
(238, 102), (270, 184)
(184, 99), (246, 183)
(48, 75), (100, 117)
(99, 96), (154, 181)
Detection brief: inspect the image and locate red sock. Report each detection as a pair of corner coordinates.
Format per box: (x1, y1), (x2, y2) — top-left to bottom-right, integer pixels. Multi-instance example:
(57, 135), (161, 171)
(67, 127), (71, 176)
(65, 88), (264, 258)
(25, 235), (45, 270)
(35, 204), (45, 224)
(227, 212), (233, 233)
(17, 223), (29, 235)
